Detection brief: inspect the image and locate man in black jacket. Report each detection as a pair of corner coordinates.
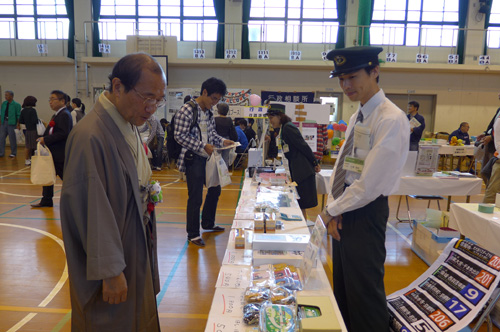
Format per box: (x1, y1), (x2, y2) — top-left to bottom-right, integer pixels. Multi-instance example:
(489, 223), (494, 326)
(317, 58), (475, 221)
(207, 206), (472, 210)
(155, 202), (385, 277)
(31, 90), (73, 207)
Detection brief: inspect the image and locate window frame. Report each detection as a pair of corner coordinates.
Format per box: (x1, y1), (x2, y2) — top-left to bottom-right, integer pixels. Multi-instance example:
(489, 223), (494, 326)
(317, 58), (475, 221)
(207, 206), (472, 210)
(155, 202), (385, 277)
(248, 0), (339, 43)
(487, 0), (500, 48)
(0, 0), (68, 40)
(98, 0), (218, 41)
(371, 0), (459, 47)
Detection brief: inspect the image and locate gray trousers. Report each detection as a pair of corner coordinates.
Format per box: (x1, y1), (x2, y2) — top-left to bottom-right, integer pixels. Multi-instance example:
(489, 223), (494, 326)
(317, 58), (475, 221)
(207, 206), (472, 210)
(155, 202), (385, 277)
(0, 123), (17, 156)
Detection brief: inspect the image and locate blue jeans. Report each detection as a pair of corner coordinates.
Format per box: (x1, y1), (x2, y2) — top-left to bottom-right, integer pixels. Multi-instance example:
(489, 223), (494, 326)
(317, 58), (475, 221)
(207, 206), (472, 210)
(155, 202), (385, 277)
(0, 123), (17, 156)
(185, 152), (221, 239)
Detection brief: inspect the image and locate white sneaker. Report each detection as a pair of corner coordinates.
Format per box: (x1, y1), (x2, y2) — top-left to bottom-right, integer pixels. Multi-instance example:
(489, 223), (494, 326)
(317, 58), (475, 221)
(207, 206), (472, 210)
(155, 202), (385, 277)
(25, 160), (31, 166)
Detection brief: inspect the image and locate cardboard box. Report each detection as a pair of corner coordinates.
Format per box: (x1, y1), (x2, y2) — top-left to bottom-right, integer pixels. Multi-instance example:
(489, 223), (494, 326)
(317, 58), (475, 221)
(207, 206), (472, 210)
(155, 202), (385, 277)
(297, 296), (342, 332)
(234, 228), (245, 249)
(411, 220), (460, 266)
(253, 233), (310, 251)
(252, 249), (304, 266)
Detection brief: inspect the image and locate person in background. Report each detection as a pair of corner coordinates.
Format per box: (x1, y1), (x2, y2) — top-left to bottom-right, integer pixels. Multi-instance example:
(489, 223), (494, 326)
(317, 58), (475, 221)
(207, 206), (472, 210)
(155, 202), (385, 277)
(70, 98), (86, 125)
(160, 118), (168, 133)
(31, 90), (73, 208)
(65, 94), (73, 112)
(484, 115), (500, 203)
(235, 118), (249, 153)
(267, 103), (320, 219)
(19, 96), (39, 166)
(448, 122), (471, 145)
(59, 53), (165, 331)
(183, 94), (192, 104)
(245, 117), (256, 145)
(215, 102), (238, 167)
(174, 77), (234, 247)
(140, 114), (165, 171)
(477, 96), (500, 186)
(0, 90), (22, 158)
(320, 46), (409, 332)
(407, 100), (425, 151)
(264, 97), (279, 159)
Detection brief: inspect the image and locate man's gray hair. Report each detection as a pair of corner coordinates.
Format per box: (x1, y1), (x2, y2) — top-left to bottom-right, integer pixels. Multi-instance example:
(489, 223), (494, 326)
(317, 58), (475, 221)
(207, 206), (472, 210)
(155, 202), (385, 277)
(5, 90), (14, 96)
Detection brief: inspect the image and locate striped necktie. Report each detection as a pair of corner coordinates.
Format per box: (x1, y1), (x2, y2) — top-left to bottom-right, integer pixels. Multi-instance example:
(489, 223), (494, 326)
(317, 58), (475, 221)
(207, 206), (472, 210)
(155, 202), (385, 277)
(331, 110), (364, 199)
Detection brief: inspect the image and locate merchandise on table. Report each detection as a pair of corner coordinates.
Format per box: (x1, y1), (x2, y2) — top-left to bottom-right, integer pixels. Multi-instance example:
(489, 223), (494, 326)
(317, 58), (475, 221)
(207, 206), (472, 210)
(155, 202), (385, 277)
(270, 286), (296, 306)
(251, 265), (275, 287)
(259, 303), (297, 332)
(253, 233), (310, 251)
(273, 263), (303, 291)
(234, 228), (246, 249)
(253, 249), (304, 266)
(244, 286), (271, 303)
(243, 302), (262, 325)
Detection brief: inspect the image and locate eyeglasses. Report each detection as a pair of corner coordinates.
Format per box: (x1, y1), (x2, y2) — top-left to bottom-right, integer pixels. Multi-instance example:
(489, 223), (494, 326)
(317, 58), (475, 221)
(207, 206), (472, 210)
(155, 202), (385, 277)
(133, 88), (167, 109)
(48, 98), (61, 102)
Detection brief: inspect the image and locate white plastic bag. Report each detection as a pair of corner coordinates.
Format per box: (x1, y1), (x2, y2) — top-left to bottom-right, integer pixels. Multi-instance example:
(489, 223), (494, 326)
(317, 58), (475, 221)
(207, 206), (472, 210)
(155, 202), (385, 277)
(36, 119), (46, 136)
(15, 129), (24, 144)
(31, 142), (56, 185)
(228, 147), (237, 166)
(215, 152), (231, 187)
(206, 154), (219, 188)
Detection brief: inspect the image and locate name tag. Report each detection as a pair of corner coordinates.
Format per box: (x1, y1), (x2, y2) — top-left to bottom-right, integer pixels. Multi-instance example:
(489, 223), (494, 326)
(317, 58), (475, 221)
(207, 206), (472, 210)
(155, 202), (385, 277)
(343, 156), (364, 173)
(283, 143), (290, 153)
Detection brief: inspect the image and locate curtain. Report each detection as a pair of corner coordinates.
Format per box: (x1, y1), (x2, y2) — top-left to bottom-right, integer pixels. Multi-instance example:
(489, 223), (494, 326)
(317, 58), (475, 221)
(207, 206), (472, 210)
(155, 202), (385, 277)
(456, 0), (468, 64)
(241, 0), (251, 59)
(335, 0), (346, 49)
(214, 0), (225, 59)
(64, 0), (75, 59)
(92, 0), (102, 57)
(357, 0), (374, 46)
(483, 0), (493, 55)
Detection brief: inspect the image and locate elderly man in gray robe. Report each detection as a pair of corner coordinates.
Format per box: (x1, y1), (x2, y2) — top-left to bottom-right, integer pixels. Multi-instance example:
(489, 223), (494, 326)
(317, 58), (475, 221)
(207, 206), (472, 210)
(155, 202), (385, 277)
(60, 53), (166, 331)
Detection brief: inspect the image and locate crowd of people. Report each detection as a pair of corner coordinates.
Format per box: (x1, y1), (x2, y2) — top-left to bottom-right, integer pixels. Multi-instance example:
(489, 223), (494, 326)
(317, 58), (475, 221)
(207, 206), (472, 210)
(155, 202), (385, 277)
(2, 48), (495, 331)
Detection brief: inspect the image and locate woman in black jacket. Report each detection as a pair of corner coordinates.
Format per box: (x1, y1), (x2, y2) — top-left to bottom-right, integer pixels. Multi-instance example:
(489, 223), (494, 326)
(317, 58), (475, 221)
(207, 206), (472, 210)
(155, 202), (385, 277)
(267, 103), (321, 219)
(19, 96), (39, 166)
(215, 102), (238, 167)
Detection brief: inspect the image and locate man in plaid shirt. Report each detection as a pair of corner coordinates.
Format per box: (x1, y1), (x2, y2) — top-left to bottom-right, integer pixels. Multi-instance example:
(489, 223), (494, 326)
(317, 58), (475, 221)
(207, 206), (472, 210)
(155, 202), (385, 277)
(175, 77), (234, 247)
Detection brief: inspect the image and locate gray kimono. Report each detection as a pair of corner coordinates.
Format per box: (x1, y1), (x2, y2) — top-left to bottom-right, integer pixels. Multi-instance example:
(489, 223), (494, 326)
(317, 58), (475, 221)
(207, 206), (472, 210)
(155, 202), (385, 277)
(60, 100), (160, 331)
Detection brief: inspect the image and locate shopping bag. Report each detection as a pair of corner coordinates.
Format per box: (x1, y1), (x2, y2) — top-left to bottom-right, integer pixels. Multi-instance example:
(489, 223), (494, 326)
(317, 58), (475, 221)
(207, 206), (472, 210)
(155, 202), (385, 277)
(228, 147), (237, 166)
(215, 152), (232, 188)
(15, 129), (24, 144)
(36, 119), (46, 136)
(205, 154), (220, 188)
(31, 142), (56, 186)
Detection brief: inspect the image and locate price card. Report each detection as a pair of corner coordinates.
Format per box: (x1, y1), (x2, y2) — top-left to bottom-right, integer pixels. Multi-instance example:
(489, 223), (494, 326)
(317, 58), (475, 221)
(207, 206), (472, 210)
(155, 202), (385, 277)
(416, 53), (429, 63)
(453, 146), (468, 156)
(222, 249), (253, 266)
(204, 316), (258, 332)
(210, 288), (246, 317)
(225, 49), (237, 59)
(257, 50), (269, 60)
(216, 265), (251, 289)
(386, 52), (397, 63)
(193, 48), (206, 59)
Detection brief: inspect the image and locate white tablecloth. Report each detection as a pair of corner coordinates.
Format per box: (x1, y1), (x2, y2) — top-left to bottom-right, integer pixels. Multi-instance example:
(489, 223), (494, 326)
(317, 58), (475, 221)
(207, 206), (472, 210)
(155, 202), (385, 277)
(449, 203), (500, 255)
(316, 170), (482, 196)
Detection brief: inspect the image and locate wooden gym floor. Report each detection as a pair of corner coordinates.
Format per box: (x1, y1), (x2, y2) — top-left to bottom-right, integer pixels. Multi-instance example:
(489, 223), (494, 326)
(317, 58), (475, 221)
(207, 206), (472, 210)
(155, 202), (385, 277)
(0, 148), (497, 331)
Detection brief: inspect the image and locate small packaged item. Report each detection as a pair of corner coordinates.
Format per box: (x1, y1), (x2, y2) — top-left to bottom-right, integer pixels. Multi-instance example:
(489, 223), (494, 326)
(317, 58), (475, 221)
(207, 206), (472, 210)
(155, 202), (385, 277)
(254, 212), (265, 233)
(244, 286), (271, 303)
(273, 264), (303, 291)
(259, 303), (297, 332)
(234, 228), (245, 249)
(243, 302), (262, 325)
(270, 286), (296, 305)
(252, 269), (275, 287)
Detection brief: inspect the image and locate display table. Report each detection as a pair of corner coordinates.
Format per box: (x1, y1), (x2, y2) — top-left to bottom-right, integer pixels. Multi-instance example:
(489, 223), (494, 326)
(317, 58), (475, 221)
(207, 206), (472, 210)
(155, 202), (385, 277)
(316, 170), (482, 210)
(449, 203), (500, 256)
(205, 175), (348, 332)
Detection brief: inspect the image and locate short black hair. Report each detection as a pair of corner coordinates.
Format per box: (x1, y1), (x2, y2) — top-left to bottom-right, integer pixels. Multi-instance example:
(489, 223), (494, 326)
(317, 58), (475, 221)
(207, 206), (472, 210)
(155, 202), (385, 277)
(50, 90), (67, 101)
(248, 118), (254, 125)
(239, 118), (248, 127)
(108, 52), (164, 92)
(22, 96), (37, 107)
(201, 77), (227, 97)
(408, 100), (419, 110)
(183, 95), (192, 104)
(363, 65), (380, 83)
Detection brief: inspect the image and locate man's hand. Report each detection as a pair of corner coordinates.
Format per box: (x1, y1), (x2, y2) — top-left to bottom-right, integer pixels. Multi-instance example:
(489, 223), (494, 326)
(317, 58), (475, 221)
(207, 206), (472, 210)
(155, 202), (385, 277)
(264, 135), (271, 142)
(37, 137), (45, 145)
(314, 165), (321, 173)
(320, 213), (342, 241)
(103, 272), (128, 304)
(223, 140), (234, 146)
(204, 144), (214, 156)
(484, 135), (493, 145)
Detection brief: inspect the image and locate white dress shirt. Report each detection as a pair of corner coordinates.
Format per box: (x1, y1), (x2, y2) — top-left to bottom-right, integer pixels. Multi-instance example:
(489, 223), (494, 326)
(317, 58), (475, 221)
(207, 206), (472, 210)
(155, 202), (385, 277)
(326, 89), (410, 216)
(494, 116), (500, 152)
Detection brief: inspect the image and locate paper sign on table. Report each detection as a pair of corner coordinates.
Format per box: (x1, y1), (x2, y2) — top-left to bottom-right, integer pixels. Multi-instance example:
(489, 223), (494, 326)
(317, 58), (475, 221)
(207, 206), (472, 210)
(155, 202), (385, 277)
(222, 249), (253, 265)
(216, 265), (252, 289)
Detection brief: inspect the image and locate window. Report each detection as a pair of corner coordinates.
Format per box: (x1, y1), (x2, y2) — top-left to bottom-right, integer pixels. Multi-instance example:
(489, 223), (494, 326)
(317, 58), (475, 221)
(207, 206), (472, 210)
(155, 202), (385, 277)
(249, 0), (339, 43)
(371, 0), (459, 47)
(99, 0), (217, 41)
(0, 0), (68, 39)
(488, 0), (500, 48)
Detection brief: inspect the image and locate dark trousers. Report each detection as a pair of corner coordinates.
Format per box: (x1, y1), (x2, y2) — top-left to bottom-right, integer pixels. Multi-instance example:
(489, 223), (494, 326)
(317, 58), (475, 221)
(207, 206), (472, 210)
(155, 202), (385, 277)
(185, 153), (221, 239)
(152, 136), (164, 168)
(41, 160), (64, 205)
(409, 141), (419, 151)
(332, 195), (389, 332)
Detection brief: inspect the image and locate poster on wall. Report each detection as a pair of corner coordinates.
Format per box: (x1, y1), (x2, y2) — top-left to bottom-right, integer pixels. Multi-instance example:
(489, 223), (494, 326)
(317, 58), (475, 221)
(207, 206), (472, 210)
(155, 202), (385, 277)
(166, 88), (195, 122)
(261, 91), (315, 104)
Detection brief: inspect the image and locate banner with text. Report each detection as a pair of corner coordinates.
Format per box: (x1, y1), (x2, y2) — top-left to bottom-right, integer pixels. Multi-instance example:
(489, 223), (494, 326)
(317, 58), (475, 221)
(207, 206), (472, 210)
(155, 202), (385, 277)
(261, 91), (315, 104)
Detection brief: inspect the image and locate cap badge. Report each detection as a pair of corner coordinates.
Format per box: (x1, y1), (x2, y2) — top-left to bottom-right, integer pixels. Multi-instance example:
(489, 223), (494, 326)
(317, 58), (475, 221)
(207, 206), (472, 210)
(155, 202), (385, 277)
(334, 55), (346, 66)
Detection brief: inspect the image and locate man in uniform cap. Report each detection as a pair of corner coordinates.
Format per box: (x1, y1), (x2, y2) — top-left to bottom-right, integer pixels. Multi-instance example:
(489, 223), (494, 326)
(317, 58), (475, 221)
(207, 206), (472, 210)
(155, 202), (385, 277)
(320, 46), (410, 332)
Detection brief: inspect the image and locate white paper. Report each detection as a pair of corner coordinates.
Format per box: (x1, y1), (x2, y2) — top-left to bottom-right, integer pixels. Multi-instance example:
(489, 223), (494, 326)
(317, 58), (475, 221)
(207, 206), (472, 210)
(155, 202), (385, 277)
(216, 265), (252, 289)
(222, 249), (253, 266)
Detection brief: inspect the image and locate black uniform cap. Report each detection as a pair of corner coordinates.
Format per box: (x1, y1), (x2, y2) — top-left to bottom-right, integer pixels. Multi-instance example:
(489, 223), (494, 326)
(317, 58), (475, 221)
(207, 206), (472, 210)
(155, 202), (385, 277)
(326, 46), (383, 78)
(266, 103), (286, 116)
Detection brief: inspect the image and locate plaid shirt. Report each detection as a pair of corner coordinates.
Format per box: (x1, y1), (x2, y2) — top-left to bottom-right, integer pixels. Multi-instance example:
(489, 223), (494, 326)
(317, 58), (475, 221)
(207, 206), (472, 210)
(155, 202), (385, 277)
(175, 100), (225, 172)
